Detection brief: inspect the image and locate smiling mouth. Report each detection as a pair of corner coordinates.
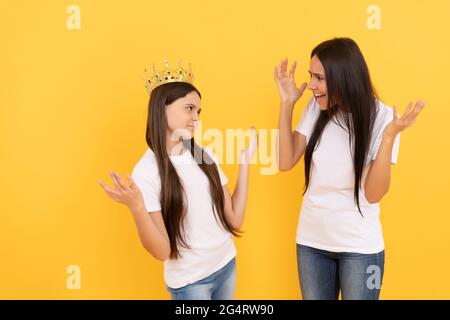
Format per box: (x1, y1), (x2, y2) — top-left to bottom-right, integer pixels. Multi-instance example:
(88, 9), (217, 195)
(314, 94), (326, 98)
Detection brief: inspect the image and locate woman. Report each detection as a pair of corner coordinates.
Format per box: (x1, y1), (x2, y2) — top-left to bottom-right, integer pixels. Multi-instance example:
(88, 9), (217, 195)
(274, 38), (425, 300)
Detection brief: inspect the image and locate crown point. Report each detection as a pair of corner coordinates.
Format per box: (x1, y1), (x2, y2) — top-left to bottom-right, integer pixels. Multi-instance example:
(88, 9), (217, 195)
(144, 59), (195, 94)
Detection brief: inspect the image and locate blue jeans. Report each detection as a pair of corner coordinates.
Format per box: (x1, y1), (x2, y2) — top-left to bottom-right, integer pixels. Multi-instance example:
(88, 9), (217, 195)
(297, 244), (385, 300)
(166, 257), (236, 300)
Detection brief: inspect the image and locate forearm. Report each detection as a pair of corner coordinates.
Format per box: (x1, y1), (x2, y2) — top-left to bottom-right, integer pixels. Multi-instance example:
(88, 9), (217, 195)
(277, 102), (295, 170)
(230, 163), (250, 229)
(364, 134), (396, 203)
(129, 206), (170, 260)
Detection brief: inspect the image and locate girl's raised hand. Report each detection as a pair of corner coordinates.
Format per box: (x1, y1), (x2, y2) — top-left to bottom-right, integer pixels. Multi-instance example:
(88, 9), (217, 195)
(99, 171), (145, 212)
(383, 100), (426, 139)
(240, 127), (258, 164)
(274, 58), (307, 106)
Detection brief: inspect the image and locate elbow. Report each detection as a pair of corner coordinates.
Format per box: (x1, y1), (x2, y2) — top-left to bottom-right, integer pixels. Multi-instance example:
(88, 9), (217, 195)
(155, 251), (170, 261)
(231, 221), (243, 230)
(277, 161), (293, 172)
(228, 213), (243, 230)
(145, 244), (170, 261)
(364, 189), (386, 204)
(364, 178), (391, 204)
(229, 219), (243, 230)
(366, 195), (381, 204)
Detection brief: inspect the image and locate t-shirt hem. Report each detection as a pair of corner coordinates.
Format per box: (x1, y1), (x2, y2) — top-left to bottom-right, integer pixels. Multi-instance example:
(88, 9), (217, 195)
(164, 249), (237, 289)
(296, 239), (384, 254)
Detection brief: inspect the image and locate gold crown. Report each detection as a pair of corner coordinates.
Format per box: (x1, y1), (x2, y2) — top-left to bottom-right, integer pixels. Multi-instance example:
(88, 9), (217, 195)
(144, 59), (194, 94)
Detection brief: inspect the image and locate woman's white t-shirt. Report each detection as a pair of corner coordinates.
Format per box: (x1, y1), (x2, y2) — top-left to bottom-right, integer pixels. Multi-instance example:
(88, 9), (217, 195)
(295, 97), (400, 254)
(131, 146), (236, 289)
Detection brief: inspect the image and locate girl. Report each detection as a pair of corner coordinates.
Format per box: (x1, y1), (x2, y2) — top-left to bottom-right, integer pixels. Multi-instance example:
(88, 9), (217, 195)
(274, 38), (425, 300)
(99, 64), (257, 300)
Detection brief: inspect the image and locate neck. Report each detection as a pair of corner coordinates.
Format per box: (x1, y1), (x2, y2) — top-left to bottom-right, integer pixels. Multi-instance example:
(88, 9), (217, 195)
(166, 131), (185, 156)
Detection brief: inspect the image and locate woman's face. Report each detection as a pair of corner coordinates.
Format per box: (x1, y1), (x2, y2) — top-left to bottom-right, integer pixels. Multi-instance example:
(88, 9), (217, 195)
(307, 55), (328, 110)
(165, 90), (201, 140)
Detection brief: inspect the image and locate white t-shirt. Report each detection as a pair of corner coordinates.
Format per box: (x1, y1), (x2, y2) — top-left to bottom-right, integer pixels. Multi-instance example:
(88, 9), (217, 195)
(295, 97), (400, 254)
(131, 146), (236, 289)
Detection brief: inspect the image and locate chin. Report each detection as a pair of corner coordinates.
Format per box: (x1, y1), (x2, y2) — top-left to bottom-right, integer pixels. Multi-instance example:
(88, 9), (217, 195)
(181, 133), (193, 140)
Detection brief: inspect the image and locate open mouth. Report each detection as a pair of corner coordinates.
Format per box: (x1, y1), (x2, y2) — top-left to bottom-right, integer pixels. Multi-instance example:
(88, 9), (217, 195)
(314, 93), (326, 98)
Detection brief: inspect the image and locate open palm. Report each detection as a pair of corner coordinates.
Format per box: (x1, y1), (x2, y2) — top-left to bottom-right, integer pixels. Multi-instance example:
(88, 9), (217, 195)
(383, 100), (426, 138)
(274, 58), (307, 105)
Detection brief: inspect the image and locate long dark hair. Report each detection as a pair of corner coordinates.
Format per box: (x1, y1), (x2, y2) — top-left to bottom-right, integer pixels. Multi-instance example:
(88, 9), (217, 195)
(303, 37), (379, 216)
(146, 82), (240, 259)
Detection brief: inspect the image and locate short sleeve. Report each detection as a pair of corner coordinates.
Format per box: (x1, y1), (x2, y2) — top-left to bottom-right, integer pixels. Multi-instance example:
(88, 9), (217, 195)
(131, 167), (162, 213)
(295, 97), (320, 141)
(203, 147), (228, 186)
(370, 105), (401, 164)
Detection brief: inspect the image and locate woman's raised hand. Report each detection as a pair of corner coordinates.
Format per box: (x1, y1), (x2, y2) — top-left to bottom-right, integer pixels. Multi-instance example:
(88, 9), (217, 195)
(383, 100), (426, 139)
(274, 58), (307, 106)
(99, 171), (145, 212)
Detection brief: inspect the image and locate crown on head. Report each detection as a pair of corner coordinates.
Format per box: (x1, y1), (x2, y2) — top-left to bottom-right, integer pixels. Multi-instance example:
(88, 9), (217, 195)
(144, 59), (194, 94)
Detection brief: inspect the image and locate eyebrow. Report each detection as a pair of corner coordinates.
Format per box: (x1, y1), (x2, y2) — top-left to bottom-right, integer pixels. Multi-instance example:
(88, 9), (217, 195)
(308, 70), (325, 77)
(186, 103), (201, 112)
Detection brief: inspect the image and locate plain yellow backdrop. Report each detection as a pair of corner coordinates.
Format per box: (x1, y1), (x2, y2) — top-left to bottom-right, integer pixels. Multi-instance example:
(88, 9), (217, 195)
(1, 0), (449, 299)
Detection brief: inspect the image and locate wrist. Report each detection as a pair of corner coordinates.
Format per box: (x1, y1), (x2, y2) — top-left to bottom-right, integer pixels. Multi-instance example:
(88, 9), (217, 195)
(280, 100), (295, 110)
(382, 131), (397, 143)
(129, 203), (146, 215)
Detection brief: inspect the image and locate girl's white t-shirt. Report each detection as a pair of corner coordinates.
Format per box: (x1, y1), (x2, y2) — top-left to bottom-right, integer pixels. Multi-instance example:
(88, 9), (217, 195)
(131, 146), (236, 289)
(295, 97), (400, 254)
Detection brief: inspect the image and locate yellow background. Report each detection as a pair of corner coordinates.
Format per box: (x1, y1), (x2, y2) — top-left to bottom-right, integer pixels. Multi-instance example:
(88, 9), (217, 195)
(1, 0), (449, 299)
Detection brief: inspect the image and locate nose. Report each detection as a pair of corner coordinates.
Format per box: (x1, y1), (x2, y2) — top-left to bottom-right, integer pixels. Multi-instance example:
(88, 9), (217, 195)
(307, 80), (316, 90)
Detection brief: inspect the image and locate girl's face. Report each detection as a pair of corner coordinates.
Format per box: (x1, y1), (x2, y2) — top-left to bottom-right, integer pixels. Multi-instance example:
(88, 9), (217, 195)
(307, 55), (328, 110)
(165, 90), (201, 140)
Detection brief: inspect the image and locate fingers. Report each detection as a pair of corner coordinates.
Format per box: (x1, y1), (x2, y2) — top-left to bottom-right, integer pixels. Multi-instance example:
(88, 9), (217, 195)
(109, 170), (122, 190)
(126, 173), (133, 183)
(276, 60), (282, 79)
(276, 58), (288, 79)
(280, 59), (285, 78)
(126, 173), (136, 188)
(111, 171), (130, 191)
(298, 82), (307, 96)
(289, 60), (297, 79)
(393, 99), (426, 130)
(239, 127), (259, 164)
(401, 100), (426, 122)
(98, 180), (120, 197)
(402, 101), (414, 119)
(282, 58), (288, 76)
(413, 100), (426, 115)
(274, 65), (282, 81)
(249, 127), (258, 149)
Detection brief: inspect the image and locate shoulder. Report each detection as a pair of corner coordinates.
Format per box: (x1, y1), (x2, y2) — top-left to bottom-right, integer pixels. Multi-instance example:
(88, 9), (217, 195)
(131, 148), (160, 182)
(375, 99), (394, 123)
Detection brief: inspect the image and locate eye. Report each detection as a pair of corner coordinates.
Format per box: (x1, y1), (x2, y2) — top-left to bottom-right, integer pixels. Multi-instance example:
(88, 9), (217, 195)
(197, 109), (201, 115)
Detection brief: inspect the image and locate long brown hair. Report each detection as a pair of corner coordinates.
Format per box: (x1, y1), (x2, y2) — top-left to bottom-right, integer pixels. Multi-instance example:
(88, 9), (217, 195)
(146, 82), (241, 259)
(303, 38), (379, 216)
